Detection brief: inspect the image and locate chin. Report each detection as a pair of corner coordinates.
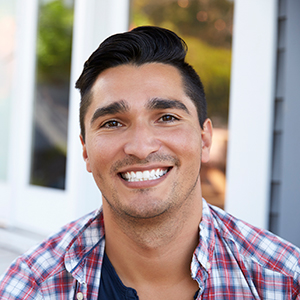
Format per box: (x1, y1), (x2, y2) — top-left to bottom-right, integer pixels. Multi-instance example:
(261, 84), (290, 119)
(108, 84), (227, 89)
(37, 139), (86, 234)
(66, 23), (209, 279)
(116, 199), (173, 221)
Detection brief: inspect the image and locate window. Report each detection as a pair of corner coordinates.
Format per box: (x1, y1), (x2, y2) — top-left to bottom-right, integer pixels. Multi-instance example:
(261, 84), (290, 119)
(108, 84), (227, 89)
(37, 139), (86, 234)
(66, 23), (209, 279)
(30, 0), (74, 189)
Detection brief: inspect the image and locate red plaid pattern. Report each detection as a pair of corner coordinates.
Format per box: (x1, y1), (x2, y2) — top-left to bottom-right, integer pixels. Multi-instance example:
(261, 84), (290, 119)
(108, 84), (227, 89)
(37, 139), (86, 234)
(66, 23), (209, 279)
(0, 200), (299, 299)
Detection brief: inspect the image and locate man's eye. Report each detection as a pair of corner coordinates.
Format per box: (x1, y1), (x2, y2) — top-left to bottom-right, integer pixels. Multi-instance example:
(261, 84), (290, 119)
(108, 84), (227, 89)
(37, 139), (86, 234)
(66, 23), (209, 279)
(159, 115), (179, 122)
(101, 120), (122, 128)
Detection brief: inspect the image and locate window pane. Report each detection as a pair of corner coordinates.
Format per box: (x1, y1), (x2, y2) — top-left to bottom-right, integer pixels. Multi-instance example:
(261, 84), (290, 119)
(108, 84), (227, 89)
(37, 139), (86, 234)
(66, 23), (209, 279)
(130, 0), (233, 208)
(30, 0), (74, 189)
(0, 1), (17, 181)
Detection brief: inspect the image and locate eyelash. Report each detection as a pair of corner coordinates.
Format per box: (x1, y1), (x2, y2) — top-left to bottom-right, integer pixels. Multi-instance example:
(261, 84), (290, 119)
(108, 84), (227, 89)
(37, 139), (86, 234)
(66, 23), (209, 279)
(100, 120), (123, 128)
(100, 114), (179, 129)
(158, 114), (180, 123)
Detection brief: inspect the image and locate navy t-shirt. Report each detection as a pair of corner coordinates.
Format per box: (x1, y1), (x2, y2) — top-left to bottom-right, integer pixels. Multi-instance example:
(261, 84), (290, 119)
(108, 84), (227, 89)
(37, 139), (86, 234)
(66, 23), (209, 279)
(99, 252), (138, 300)
(98, 252), (199, 299)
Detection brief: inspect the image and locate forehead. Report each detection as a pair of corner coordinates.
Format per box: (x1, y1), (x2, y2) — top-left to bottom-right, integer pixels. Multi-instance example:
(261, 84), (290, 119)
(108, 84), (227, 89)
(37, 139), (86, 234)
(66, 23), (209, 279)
(85, 63), (200, 124)
(90, 63), (186, 104)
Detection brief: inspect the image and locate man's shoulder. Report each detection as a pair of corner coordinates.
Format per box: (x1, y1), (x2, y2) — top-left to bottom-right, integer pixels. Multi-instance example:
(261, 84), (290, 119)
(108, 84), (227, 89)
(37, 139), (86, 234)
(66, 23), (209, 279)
(207, 203), (300, 277)
(9, 208), (103, 283)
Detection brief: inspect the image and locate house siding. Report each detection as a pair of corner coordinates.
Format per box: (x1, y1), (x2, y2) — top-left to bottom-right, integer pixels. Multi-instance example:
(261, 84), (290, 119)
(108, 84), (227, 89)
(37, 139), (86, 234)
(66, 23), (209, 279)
(269, 0), (300, 247)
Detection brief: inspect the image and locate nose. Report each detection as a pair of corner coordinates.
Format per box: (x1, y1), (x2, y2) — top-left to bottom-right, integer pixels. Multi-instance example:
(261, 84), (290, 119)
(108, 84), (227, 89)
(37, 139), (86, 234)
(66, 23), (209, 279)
(123, 123), (161, 160)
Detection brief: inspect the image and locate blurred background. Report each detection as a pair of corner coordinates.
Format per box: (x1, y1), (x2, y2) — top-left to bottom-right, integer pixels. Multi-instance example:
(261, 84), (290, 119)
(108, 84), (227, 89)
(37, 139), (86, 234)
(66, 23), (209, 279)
(1, 0), (300, 272)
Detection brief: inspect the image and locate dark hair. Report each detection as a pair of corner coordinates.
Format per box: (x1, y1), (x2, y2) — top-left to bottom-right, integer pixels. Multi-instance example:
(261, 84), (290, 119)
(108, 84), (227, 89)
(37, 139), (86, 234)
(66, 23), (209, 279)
(76, 26), (207, 141)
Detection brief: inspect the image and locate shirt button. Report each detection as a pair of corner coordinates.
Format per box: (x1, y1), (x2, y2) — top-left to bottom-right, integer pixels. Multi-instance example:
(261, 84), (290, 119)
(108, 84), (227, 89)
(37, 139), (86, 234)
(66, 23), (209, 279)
(77, 292), (84, 300)
(206, 262), (211, 270)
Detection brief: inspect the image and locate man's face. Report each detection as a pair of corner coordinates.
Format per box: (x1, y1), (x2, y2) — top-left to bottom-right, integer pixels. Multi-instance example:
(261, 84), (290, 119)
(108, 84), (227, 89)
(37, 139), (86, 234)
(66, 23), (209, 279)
(81, 63), (212, 220)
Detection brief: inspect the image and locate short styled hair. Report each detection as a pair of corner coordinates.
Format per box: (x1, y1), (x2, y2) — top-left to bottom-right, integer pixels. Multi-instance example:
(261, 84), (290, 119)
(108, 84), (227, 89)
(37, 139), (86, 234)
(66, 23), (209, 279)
(76, 26), (207, 141)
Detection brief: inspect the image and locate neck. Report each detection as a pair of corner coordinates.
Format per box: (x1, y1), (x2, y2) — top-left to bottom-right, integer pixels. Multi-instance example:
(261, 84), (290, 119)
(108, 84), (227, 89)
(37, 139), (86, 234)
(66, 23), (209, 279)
(102, 184), (203, 292)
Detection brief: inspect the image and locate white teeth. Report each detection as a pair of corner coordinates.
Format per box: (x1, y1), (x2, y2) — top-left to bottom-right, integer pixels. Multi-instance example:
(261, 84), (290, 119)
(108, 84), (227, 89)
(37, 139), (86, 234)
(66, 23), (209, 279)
(121, 168), (168, 182)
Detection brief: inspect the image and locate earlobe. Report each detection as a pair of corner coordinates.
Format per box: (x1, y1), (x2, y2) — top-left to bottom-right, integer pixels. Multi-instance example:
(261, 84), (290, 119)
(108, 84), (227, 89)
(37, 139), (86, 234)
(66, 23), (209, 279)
(80, 135), (92, 173)
(201, 119), (213, 163)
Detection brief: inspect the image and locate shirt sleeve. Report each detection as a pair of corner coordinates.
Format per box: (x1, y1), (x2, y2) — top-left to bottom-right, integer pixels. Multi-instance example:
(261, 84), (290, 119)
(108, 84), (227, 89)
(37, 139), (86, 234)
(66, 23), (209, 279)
(0, 257), (43, 300)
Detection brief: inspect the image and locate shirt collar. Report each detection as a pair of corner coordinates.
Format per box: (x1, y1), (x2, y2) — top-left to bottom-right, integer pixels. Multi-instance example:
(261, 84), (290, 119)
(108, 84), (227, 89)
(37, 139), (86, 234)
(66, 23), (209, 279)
(64, 209), (105, 282)
(191, 199), (216, 279)
(63, 200), (216, 285)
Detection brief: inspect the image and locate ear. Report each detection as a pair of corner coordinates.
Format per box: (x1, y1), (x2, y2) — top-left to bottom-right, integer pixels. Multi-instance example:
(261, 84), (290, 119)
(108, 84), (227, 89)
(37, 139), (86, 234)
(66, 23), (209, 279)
(201, 119), (213, 163)
(80, 135), (92, 173)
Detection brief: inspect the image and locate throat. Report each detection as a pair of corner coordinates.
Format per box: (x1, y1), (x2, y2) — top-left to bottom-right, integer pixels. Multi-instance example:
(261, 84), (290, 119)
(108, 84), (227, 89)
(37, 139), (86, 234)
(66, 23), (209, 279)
(104, 233), (200, 300)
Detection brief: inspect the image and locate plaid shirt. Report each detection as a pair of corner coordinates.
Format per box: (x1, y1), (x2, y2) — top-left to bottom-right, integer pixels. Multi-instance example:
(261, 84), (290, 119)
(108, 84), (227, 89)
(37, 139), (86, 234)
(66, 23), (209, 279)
(0, 199), (300, 299)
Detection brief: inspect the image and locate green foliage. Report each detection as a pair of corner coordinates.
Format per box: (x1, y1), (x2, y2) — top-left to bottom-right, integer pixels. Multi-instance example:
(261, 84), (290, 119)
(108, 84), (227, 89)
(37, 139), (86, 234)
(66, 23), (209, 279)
(185, 36), (231, 123)
(130, 0), (233, 124)
(131, 0), (233, 48)
(36, 0), (74, 84)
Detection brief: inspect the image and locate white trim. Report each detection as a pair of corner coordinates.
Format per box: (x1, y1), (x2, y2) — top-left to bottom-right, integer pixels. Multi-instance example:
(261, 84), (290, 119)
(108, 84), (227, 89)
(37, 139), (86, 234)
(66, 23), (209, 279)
(225, 0), (278, 229)
(5, 0), (39, 227)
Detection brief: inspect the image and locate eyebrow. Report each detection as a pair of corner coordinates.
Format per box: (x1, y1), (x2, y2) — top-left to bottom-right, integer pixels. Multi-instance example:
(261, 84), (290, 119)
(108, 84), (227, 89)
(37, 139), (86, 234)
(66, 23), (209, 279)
(90, 97), (190, 126)
(146, 97), (190, 114)
(90, 100), (130, 125)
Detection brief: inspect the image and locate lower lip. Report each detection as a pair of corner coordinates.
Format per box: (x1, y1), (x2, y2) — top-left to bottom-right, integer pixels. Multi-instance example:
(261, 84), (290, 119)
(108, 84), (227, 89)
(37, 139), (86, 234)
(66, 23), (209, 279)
(119, 169), (172, 189)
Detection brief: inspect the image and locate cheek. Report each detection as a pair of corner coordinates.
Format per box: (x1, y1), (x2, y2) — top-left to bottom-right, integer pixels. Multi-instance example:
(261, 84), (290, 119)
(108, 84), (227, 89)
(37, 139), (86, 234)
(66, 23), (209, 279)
(86, 137), (120, 172)
(163, 127), (202, 160)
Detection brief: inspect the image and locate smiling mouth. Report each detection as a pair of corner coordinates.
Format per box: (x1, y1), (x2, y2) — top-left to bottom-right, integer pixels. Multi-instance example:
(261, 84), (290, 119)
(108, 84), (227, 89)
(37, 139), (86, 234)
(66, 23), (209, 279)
(120, 168), (171, 182)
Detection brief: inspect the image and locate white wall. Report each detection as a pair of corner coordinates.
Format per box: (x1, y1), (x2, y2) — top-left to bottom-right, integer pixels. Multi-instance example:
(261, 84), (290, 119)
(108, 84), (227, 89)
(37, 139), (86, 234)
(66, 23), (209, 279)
(225, 0), (278, 229)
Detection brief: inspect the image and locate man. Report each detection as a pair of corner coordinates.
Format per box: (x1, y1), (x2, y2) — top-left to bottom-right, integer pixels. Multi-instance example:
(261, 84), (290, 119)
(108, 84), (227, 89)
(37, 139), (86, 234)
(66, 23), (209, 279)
(0, 26), (299, 299)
